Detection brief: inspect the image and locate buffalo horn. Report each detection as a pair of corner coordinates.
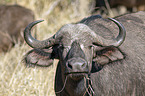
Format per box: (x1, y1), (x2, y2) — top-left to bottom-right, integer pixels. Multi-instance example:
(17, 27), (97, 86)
(24, 20), (56, 48)
(94, 18), (126, 47)
(108, 18), (126, 47)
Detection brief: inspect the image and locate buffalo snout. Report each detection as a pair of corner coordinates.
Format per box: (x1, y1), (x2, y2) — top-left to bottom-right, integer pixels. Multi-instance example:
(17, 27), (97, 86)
(66, 57), (88, 74)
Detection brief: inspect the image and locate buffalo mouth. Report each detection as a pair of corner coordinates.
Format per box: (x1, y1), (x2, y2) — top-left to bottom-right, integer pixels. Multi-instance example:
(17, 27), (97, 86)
(65, 72), (88, 80)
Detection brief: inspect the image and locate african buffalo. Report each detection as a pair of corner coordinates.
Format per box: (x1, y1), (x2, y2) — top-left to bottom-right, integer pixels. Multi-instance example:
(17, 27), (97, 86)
(0, 5), (34, 52)
(24, 11), (145, 96)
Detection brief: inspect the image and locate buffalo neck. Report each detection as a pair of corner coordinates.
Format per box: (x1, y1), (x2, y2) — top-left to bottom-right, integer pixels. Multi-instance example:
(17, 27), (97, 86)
(63, 75), (87, 96)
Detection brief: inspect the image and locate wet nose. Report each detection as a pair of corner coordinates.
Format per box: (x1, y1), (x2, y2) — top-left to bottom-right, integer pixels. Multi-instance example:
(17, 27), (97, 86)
(66, 58), (88, 71)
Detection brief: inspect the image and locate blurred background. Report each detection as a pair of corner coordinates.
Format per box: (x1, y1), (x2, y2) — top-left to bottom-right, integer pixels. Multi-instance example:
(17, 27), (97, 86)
(0, 0), (145, 96)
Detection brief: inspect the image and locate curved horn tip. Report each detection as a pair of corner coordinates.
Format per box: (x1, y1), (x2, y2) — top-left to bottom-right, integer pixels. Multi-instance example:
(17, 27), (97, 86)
(33, 20), (44, 25)
(24, 20), (45, 48)
(107, 17), (126, 47)
(24, 19), (56, 49)
(108, 18), (119, 23)
(37, 19), (44, 22)
(24, 20), (45, 31)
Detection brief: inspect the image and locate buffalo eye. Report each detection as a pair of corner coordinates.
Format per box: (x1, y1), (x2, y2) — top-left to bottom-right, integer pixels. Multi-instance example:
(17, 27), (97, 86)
(87, 44), (94, 49)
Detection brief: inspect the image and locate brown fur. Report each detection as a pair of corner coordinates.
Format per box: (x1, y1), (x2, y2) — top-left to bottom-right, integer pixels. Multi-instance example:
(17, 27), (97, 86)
(0, 5), (34, 52)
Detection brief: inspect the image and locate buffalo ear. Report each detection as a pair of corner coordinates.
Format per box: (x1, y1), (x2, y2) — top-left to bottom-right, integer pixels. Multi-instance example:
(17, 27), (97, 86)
(23, 48), (54, 67)
(93, 47), (124, 65)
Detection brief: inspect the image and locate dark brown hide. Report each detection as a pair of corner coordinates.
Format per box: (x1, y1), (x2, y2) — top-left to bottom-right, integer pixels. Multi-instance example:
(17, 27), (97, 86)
(24, 11), (145, 96)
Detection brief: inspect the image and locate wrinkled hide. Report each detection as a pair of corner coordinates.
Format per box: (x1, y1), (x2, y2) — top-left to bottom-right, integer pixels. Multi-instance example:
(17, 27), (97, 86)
(24, 11), (145, 96)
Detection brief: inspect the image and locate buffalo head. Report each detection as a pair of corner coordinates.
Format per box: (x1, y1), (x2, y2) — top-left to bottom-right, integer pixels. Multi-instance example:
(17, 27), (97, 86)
(24, 16), (125, 82)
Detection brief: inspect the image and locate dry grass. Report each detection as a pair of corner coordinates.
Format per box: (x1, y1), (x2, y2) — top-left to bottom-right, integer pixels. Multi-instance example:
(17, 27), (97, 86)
(0, 44), (57, 96)
(0, 0), (133, 96)
(0, 0), (91, 96)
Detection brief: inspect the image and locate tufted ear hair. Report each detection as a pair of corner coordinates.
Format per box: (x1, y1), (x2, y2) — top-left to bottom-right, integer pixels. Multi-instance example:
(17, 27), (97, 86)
(23, 48), (54, 67)
(93, 47), (124, 66)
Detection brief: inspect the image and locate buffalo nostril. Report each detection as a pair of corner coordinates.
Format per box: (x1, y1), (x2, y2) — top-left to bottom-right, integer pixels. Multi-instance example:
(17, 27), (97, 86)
(68, 63), (72, 69)
(81, 63), (86, 68)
